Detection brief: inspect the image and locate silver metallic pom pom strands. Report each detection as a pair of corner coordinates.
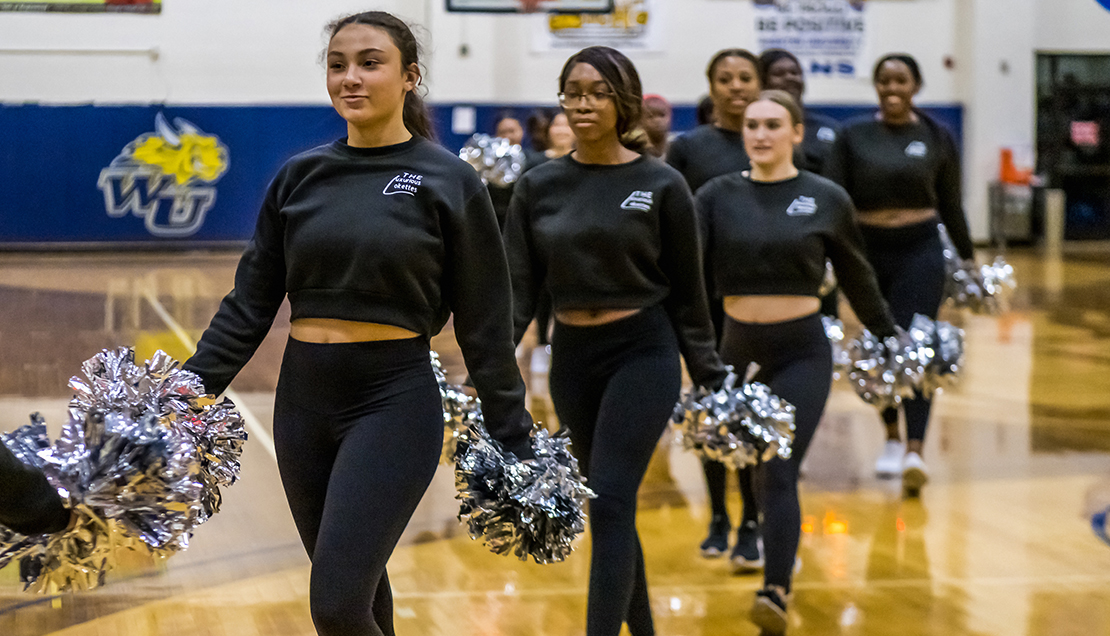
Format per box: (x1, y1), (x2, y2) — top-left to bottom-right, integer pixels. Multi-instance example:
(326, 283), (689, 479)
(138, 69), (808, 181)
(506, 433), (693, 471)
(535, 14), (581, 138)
(673, 365), (797, 470)
(0, 348), (245, 593)
(459, 133), (526, 187)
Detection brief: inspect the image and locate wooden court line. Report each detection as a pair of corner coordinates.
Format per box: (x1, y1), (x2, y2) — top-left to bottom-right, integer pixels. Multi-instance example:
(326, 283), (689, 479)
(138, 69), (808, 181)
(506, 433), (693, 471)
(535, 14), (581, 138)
(141, 288), (278, 461)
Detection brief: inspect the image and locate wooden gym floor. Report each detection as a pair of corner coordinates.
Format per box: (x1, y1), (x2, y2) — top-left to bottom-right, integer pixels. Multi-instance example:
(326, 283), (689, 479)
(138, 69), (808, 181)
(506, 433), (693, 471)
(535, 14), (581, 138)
(1, 244), (1110, 635)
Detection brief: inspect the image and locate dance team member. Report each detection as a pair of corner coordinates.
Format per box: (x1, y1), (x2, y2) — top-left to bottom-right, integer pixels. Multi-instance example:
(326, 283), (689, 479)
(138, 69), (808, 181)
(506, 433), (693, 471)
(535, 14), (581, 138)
(667, 48), (761, 192)
(696, 90), (896, 634)
(0, 442), (69, 535)
(183, 12), (532, 636)
(668, 48), (764, 569)
(504, 46), (726, 636)
(758, 49), (840, 176)
(825, 54), (975, 493)
(758, 48), (843, 317)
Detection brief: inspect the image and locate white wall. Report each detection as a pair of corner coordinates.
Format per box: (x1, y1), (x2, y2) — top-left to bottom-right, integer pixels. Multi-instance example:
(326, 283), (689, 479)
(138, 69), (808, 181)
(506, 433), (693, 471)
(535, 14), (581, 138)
(3, 0), (1110, 241)
(0, 0), (963, 105)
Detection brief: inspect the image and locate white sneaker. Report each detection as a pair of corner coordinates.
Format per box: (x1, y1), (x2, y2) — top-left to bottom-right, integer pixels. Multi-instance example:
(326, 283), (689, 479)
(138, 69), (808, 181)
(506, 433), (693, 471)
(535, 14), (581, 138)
(875, 440), (906, 477)
(902, 452), (929, 496)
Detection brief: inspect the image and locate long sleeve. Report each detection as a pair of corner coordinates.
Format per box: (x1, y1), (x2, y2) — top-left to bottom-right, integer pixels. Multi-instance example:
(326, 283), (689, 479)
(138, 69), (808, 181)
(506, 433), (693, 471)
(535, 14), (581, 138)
(659, 181), (727, 389)
(0, 443), (69, 535)
(502, 178), (544, 347)
(443, 187), (532, 455)
(825, 196), (897, 337)
(694, 188), (726, 345)
(824, 132), (850, 191)
(183, 183), (288, 396)
(934, 126), (976, 260)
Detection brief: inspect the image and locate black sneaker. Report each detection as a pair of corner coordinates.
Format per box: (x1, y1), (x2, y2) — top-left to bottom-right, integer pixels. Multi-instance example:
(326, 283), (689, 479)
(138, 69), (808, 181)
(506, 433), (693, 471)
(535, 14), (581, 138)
(730, 520), (764, 573)
(699, 515), (730, 558)
(750, 585), (789, 634)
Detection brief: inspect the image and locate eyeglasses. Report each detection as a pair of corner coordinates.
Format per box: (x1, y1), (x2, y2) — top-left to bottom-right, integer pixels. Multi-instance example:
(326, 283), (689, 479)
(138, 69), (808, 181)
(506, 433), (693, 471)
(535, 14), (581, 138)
(557, 90), (615, 107)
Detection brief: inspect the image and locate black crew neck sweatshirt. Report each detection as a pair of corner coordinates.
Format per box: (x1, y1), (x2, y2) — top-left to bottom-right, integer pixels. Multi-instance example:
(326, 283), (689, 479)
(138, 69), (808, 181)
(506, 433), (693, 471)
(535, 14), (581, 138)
(666, 125), (751, 193)
(798, 110), (841, 176)
(503, 154), (727, 388)
(696, 170), (896, 337)
(825, 115), (975, 259)
(183, 137), (530, 449)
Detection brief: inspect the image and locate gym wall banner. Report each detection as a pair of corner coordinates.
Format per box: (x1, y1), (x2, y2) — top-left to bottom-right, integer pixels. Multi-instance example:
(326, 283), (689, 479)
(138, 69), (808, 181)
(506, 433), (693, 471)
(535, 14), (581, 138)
(0, 104), (345, 247)
(0, 0), (160, 12)
(532, 0), (658, 51)
(754, 0), (868, 78)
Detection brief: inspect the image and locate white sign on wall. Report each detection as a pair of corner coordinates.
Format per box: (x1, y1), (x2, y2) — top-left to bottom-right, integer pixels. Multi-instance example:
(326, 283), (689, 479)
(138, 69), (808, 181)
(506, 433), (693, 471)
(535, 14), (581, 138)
(754, 0), (868, 78)
(532, 0), (658, 52)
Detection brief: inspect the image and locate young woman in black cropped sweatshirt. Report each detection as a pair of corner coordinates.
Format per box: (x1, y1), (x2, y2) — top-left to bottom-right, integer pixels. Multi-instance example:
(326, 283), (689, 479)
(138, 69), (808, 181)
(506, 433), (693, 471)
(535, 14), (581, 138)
(668, 48), (766, 571)
(503, 46), (727, 636)
(696, 90), (896, 635)
(825, 54), (976, 495)
(182, 12), (532, 636)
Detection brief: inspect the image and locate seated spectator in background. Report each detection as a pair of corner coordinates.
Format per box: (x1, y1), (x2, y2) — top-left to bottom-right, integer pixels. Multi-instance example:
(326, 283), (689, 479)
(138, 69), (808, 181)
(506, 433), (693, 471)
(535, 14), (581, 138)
(643, 94), (674, 158)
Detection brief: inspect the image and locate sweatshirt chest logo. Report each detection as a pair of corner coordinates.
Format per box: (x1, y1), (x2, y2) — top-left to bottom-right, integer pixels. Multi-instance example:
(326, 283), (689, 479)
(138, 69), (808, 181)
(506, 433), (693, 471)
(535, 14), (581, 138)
(383, 172), (423, 196)
(905, 141), (928, 158)
(786, 196), (818, 216)
(817, 126), (837, 143)
(621, 190), (654, 211)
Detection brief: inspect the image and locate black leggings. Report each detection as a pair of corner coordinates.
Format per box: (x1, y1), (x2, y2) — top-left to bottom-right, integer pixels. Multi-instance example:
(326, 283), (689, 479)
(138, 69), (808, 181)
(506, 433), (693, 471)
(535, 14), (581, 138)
(719, 313), (832, 593)
(549, 306), (682, 636)
(860, 220), (947, 442)
(274, 337), (444, 636)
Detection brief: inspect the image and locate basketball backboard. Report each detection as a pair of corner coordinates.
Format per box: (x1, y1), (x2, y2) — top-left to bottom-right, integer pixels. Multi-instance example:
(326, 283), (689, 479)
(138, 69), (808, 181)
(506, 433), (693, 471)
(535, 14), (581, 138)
(446, 0), (614, 13)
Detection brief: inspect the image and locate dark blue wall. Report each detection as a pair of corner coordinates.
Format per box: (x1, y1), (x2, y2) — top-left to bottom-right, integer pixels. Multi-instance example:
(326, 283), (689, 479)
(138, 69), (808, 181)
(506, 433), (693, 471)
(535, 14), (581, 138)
(0, 102), (962, 248)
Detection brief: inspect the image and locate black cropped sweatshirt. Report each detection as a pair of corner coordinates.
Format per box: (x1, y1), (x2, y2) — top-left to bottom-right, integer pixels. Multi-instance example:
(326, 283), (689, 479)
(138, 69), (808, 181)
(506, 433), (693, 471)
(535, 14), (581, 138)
(824, 115), (975, 259)
(183, 137), (531, 451)
(666, 125), (751, 194)
(503, 154), (727, 388)
(696, 170), (897, 337)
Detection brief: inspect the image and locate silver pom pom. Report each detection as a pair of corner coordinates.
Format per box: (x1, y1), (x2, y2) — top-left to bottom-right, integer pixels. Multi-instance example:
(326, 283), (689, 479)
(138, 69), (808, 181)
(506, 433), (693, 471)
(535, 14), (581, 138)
(0, 410), (203, 593)
(939, 224), (1017, 314)
(908, 314), (965, 398)
(823, 316), (851, 380)
(459, 134), (526, 188)
(430, 351), (481, 464)
(67, 348), (247, 524)
(845, 328), (922, 410)
(845, 315), (965, 409)
(455, 423), (595, 564)
(673, 366), (796, 469)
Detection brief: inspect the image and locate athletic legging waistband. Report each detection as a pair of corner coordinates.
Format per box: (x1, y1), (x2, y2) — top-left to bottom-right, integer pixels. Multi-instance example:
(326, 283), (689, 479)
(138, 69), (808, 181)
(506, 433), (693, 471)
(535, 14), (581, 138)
(858, 218), (940, 250)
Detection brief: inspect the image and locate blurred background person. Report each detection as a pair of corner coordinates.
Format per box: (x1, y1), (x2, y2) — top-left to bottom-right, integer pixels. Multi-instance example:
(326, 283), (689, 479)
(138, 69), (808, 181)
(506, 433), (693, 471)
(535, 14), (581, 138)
(825, 54), (976, 495)
(642, 94), (673, 158)
(668, 48), (765, 572)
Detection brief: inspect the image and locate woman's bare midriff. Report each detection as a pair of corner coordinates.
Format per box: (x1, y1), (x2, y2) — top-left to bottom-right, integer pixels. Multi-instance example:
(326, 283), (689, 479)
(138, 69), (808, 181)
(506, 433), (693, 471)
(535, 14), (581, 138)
(290, 318), (420, 343)
(723, 295), (821, 324)
(555, 308), (642, 327)
(857, 207), (938, 228)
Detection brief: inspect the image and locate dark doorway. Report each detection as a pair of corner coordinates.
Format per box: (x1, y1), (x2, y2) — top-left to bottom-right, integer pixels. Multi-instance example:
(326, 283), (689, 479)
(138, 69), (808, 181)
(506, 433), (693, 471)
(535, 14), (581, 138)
(1037, 53), (1110, 239)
